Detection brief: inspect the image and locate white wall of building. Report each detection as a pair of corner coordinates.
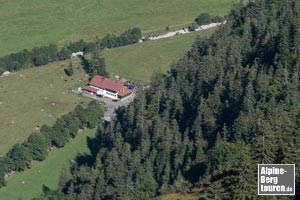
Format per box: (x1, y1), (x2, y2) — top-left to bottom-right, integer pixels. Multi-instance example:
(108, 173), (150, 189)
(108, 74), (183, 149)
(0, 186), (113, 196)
(95, 87), (106, 96)
(94, 86), (118, 100)
(105, 91), (118, 100)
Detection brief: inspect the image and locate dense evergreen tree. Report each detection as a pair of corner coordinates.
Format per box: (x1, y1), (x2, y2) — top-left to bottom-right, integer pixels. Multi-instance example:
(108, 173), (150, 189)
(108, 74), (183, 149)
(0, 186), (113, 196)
(26, 133), (48, 161)
(0, 167), (5, 187)
(7, 144), (31, 172)
(64, 62), (74, 77)
(32, 44), (59, 66)
(81, 53), (109, 77)
(117, 27), (142, 46)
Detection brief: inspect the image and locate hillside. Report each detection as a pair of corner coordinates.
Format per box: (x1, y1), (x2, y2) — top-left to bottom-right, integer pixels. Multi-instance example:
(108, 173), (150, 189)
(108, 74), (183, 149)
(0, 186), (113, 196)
(34, 0), (300, 199)
(104, 29), (215, 82)
(0, 0), (237, 56)
(0, 129), (96, 200)
(0, 59), (90, 155)
(0, 28), (213, 156)
(0, 28), (217, 199)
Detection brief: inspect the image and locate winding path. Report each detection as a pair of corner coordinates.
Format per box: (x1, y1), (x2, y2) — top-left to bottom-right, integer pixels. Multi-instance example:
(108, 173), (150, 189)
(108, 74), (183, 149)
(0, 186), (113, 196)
(146, 21), (226, 41)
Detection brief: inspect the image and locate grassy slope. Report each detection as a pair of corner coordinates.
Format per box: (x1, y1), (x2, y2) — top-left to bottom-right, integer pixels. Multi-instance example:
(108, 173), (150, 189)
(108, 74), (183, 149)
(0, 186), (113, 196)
(0, 29), (214, 199)
(0, 58), (90, 155)
(104, 29), (215, 83)
(0, 0), (237, 56)
(0, 129), (96, 200)
(0, 29), (215, 156)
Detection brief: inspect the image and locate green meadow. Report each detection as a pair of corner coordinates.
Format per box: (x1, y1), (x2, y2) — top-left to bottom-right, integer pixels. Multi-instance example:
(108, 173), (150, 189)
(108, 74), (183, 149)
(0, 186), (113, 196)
(104, 29), (215, 82)
(0, 129), (96, 200)
(0, 0), (237, 56)
(0, 58), (90, 155)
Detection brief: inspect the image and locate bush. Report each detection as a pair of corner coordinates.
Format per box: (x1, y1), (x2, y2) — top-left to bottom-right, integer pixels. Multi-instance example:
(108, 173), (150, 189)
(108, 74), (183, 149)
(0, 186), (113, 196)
(211, 15), (224, 23)
(102, 33), (118, 48)
(58, 47), (71, 60)
(67, 39), (87, 52)
(116, 27), (142, 46)
(195, 13), (211, 25)
(188, 22), (198, 32)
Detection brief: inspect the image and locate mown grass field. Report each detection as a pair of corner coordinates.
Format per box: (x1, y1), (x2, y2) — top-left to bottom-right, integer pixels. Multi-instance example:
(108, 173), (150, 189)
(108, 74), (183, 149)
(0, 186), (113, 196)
(104, 29), (215, 83)
(0, 129), (96, 200)
(0, 0), (237, 56)
(0, 58), (90, 155)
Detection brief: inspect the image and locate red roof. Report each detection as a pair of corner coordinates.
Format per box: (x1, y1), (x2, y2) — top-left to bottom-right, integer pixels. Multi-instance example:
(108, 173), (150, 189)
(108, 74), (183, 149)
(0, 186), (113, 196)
(83, 86), (98, 93)
(89, 75), (124, 93)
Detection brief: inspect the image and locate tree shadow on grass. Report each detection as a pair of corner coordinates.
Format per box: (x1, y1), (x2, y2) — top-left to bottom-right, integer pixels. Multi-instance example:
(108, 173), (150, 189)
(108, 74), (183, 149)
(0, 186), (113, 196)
(72, 135), (100, 167)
